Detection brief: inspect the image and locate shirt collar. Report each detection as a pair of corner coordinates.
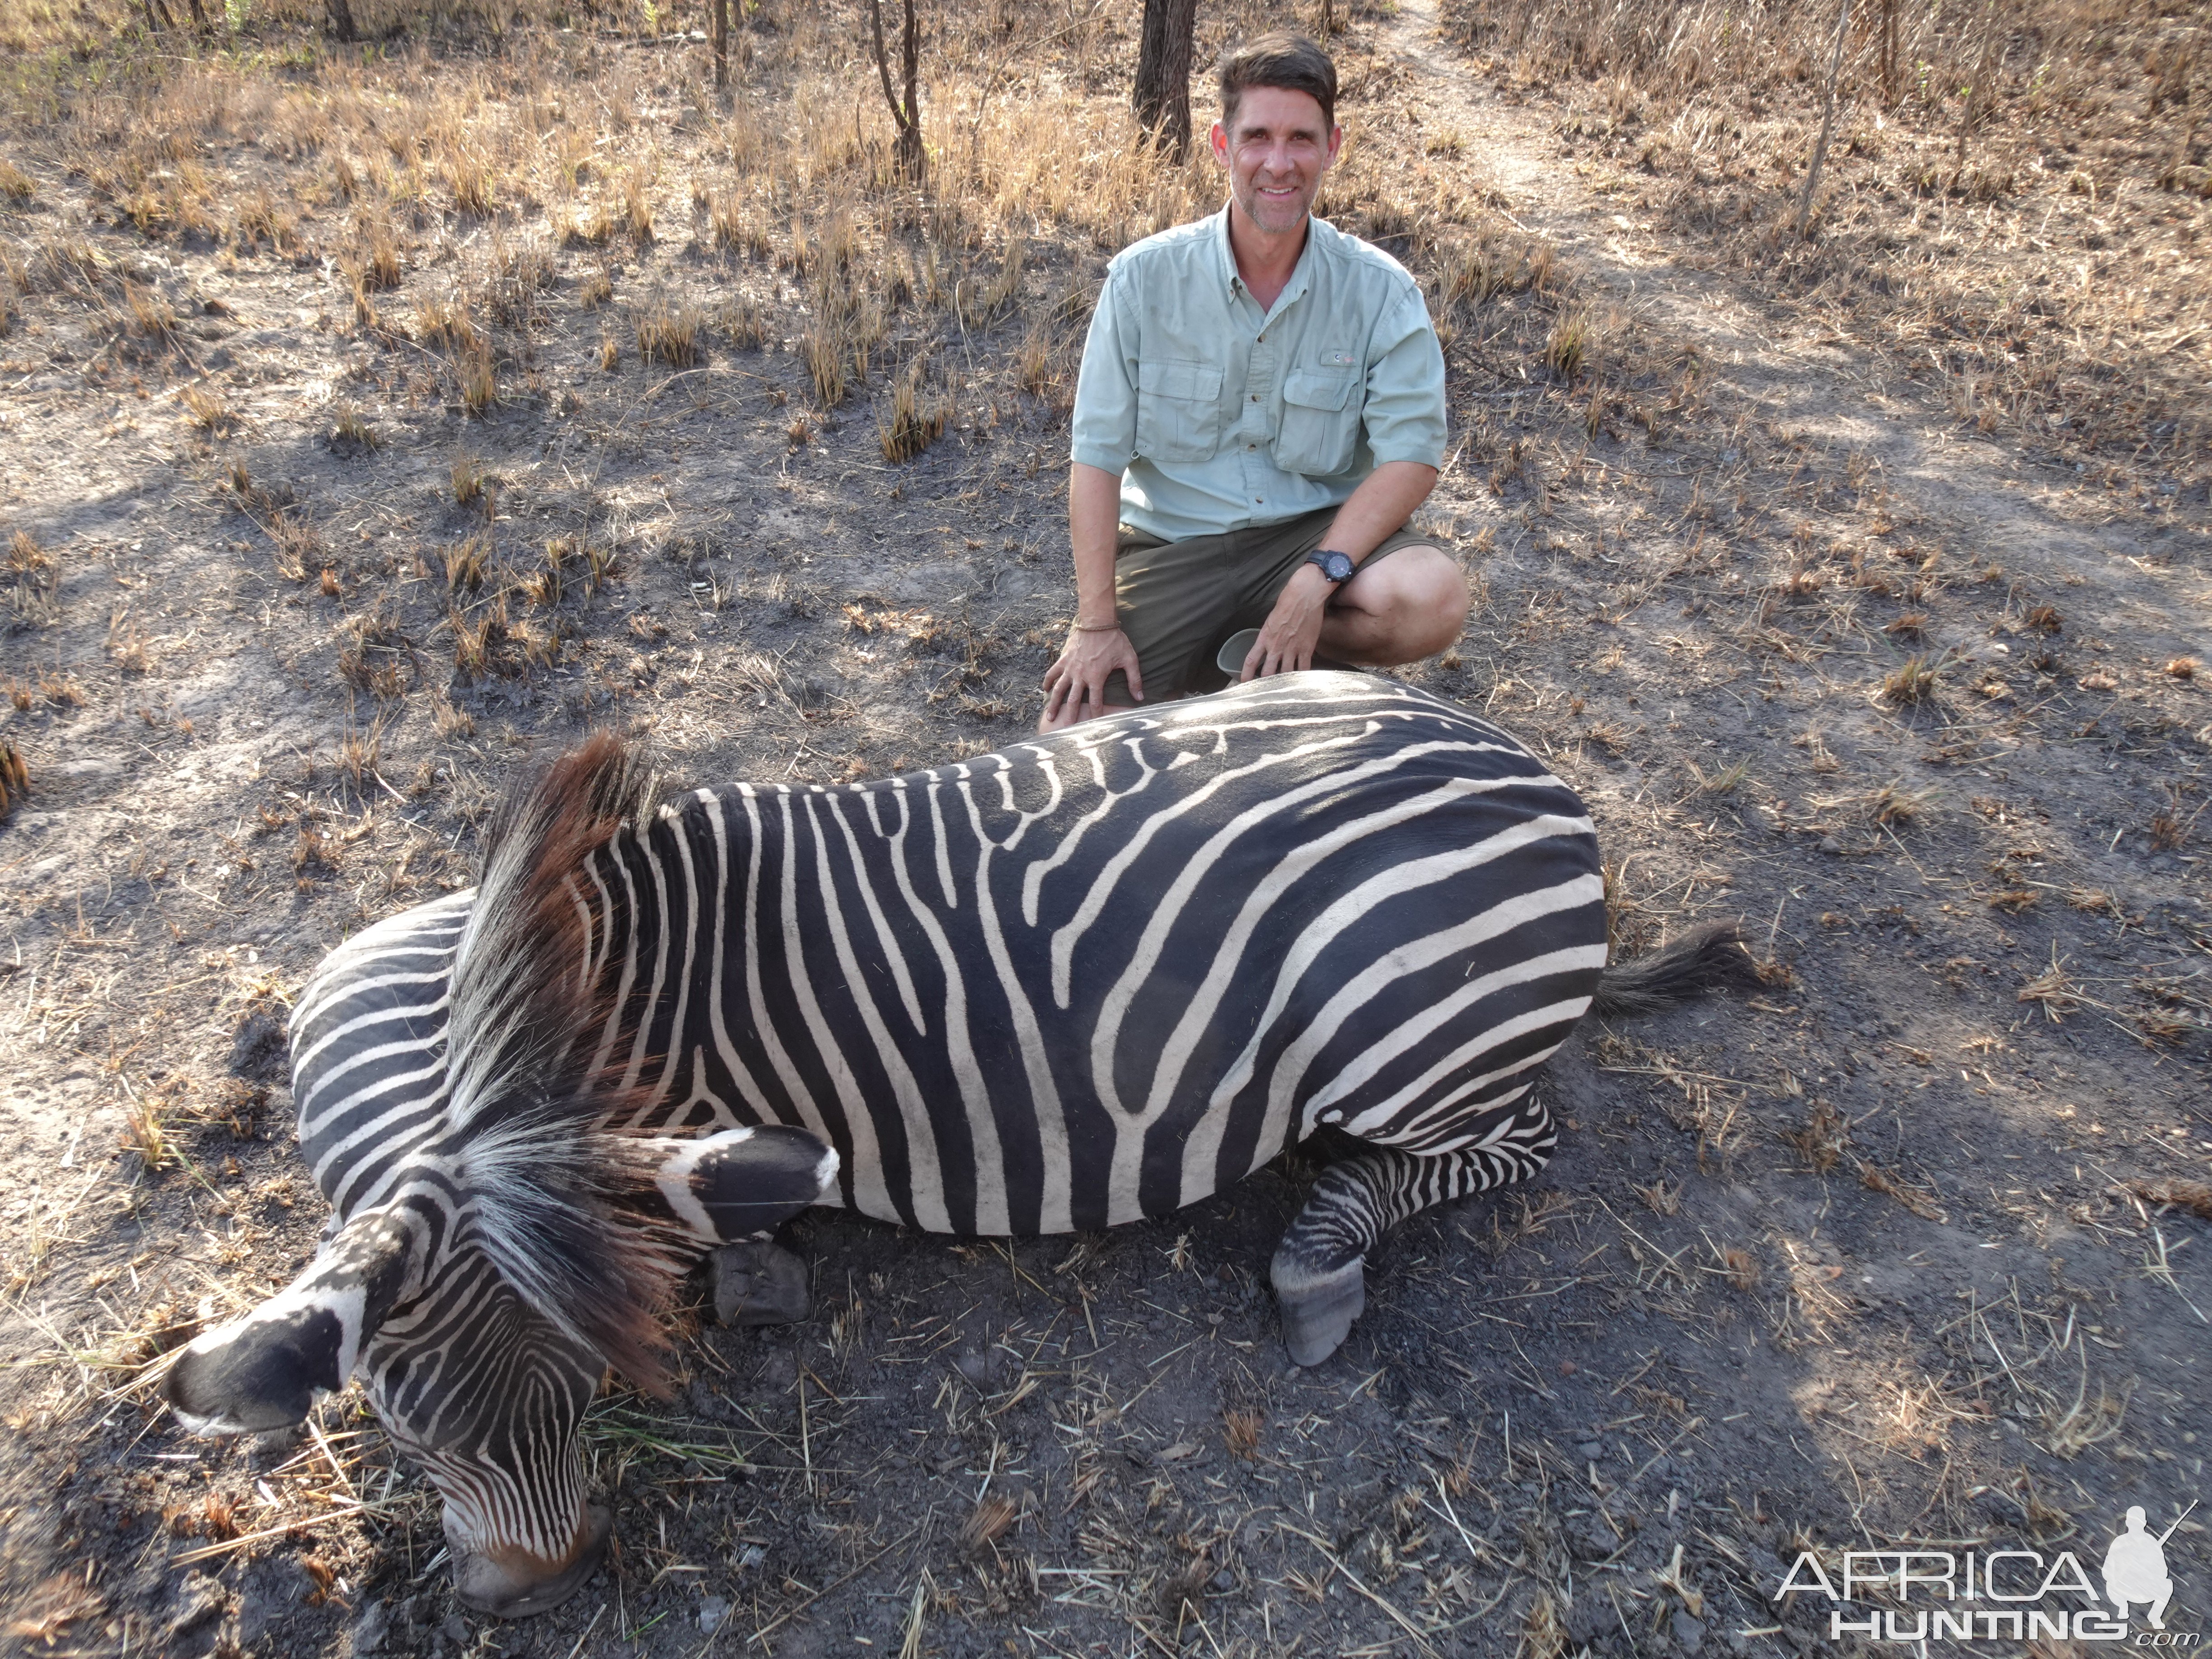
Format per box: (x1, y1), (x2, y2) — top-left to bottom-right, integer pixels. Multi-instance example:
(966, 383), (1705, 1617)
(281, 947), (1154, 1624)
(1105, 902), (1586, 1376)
(1215, 204), (1322, 309)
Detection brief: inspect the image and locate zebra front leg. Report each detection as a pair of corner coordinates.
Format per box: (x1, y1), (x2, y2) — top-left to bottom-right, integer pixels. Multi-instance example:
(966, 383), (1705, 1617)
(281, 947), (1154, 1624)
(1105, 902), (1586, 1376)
(1271, 1133), (1550, 1365)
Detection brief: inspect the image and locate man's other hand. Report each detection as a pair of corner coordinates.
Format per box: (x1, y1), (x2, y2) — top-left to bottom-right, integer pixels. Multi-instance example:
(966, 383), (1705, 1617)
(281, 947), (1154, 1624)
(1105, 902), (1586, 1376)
(1241, 564), (1331, 681)
(1040, 626), (1142, 731)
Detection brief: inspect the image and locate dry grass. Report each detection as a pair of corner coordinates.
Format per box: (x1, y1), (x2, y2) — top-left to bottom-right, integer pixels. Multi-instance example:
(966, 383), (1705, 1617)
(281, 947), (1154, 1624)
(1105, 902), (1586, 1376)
(1444, 0), (2212, 495)
(636, 302), (701, 368)
(180, 384), (236, 435)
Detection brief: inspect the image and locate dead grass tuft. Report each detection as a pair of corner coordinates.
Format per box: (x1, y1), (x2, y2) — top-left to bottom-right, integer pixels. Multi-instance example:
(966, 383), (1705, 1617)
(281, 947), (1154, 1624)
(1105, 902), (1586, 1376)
(1786, 1097), (1848, 1173)
(1880, 655), (1941, 705)
(2018, 947), (2082, 1021)
(959, 1493), (1020, 1552)
(636, 303), (702, 368)
(0, 740), (28, 820)
(1223, 1407), (1264, 1459)
(879, 359), (949, 462)
(181, 384), (237, 435)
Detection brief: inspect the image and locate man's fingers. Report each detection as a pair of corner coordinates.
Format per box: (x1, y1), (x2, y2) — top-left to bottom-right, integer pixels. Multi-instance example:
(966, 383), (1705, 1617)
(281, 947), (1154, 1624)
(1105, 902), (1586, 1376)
(1121, 654), (1143, 703)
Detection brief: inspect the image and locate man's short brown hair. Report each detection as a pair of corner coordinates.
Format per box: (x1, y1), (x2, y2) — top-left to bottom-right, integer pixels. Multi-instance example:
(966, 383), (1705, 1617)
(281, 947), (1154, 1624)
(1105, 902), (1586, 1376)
(1218, 32), (1338, 135)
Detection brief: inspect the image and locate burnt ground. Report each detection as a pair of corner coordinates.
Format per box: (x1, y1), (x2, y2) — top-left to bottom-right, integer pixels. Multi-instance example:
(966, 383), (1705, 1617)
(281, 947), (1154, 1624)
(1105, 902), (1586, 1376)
(1, 1), (2210, 1656)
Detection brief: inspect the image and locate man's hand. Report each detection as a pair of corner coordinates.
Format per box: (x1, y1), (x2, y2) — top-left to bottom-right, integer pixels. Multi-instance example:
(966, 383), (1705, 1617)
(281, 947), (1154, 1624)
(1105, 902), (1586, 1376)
(1240, 565), (1331, 681)
(1040, 626), (1142, 731)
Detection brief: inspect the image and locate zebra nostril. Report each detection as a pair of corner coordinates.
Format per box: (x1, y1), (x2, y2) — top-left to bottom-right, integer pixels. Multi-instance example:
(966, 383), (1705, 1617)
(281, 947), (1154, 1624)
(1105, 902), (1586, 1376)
(451, 1503), (612, 1619)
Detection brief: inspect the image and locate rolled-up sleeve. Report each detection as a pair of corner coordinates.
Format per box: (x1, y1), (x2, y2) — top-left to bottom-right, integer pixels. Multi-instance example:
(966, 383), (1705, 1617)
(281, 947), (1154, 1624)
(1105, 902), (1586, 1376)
(1069, 266), (1138, 476)
(1360, 281), (1447, 470)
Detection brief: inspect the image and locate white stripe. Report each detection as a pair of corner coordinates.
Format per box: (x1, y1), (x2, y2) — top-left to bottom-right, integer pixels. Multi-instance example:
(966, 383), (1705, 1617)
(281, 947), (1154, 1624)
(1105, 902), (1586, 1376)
(768, 792), (905, 1226)
(799, 795), (953, 1230)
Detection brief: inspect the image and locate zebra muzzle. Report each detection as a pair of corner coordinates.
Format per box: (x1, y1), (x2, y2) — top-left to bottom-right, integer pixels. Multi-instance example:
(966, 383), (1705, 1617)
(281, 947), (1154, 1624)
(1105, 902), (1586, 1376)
(452, 1500), (613, 1618)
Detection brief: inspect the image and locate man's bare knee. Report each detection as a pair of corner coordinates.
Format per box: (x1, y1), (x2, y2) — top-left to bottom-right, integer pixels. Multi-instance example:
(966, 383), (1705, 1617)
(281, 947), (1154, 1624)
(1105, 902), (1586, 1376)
(1329, 546), (1468, 663)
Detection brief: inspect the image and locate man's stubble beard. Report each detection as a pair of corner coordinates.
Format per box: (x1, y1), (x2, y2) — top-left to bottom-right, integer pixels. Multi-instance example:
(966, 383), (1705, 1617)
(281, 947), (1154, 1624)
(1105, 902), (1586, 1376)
(1232, 173), (1318, 237)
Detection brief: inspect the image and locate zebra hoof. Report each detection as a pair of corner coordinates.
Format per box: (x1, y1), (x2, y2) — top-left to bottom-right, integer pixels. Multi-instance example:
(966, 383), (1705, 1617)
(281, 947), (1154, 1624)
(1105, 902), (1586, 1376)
(710, 1241), (811, 1327)
(1272, 1258), (1365, 1367)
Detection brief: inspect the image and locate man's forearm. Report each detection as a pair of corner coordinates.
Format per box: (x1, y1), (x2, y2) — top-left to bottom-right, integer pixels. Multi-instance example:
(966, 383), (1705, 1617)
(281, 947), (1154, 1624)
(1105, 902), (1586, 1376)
(1321, 461), (1439, 564)
(1069, 462), (1123, 628)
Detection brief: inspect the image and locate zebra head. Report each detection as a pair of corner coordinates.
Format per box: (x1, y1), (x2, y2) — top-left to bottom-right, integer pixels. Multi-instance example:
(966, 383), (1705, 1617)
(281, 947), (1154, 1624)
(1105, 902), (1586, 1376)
(165, 737), (840, 1616)
(165, 1122), (836, 1613)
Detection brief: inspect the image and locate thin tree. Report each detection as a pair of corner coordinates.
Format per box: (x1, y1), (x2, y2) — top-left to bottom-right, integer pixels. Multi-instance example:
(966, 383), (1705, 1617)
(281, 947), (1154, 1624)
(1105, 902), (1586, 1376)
(711, 0), (729, 89)
(1133, 0), (1199, 162)
(869, 0), (924, 183)
(1795, 0), (1853, 237)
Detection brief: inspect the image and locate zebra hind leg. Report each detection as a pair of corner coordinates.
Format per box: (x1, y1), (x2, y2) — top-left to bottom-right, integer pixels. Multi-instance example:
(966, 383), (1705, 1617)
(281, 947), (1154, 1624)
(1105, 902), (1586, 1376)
(1271, 1135), (1550, 1366)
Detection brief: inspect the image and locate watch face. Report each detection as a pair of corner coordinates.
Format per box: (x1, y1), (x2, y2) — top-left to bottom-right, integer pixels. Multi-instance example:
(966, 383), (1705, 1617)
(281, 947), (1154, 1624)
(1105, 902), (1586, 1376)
(1322, 551), (1354, 582)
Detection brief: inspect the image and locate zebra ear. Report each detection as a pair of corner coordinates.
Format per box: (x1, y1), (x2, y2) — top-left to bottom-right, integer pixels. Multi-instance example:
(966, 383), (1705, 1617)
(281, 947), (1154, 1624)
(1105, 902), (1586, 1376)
(632, 1125), (839, 1247)
(165, 1210), (422, 1435)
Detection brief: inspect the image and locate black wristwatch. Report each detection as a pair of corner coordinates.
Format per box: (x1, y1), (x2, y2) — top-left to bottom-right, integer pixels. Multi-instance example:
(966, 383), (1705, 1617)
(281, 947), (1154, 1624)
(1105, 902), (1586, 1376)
(1306, 548), (1356, 585)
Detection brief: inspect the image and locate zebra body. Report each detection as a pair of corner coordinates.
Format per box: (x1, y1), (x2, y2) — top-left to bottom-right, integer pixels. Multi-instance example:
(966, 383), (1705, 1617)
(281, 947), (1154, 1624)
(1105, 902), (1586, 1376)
(297, 672), (1602, 1247)
(173, 672), (1748, 1617)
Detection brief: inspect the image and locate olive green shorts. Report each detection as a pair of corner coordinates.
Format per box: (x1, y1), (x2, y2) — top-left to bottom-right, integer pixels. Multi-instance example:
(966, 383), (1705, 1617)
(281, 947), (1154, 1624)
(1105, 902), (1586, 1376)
(1104, 504), (1437, 705)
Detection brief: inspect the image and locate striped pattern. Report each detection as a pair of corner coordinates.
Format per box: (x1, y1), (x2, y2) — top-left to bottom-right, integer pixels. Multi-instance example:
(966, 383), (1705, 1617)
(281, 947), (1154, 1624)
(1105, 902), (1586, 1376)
(569, 674), (1600, 1236)
(255, 671), (1607, 1607)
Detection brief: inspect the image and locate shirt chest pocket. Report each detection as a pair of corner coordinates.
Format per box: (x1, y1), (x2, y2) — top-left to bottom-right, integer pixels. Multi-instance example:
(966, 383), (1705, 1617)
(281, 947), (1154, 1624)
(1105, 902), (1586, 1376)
(1272, 369), (1361, 478)
(1134, 358), (1225, 463)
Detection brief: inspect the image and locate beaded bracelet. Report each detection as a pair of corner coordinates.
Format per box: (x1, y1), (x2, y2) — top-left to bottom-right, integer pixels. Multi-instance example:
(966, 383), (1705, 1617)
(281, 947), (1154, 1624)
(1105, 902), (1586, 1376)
(1069, 620), (1120, 633)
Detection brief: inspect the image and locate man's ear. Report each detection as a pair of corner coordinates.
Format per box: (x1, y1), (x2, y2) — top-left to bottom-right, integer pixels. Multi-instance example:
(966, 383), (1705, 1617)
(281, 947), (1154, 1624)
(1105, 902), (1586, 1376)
(166, 1209), (422, 1434)
(1325, 123), (1344, 169)
(1210, 120), (1229, 164)
(629, 1125), (838, 1247)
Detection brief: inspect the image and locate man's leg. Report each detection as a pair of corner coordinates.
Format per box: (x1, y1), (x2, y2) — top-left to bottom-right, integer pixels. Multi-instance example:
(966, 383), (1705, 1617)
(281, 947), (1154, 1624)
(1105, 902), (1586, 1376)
(1319, 544), (1470, 666)
(1099, 525), (1240, 711)
(1230, 513), (1470, 675)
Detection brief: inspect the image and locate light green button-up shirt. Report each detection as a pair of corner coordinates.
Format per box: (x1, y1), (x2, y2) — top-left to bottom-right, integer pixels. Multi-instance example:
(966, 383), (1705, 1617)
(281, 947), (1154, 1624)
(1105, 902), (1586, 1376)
(1069, 206), (1447, 544)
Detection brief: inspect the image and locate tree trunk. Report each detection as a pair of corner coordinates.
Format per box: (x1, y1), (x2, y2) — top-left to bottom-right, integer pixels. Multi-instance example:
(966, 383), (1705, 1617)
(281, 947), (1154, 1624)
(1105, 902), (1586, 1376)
(711, 0), (728, 89)
(325, 0), (358, 41)
(1133, 0), (1199, 162)
(867, 0), (925, 183)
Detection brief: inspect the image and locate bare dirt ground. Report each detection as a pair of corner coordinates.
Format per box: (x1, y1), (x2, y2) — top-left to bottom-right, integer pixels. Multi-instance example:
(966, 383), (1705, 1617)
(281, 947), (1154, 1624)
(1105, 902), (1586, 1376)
(1, 1), (2209, 1655)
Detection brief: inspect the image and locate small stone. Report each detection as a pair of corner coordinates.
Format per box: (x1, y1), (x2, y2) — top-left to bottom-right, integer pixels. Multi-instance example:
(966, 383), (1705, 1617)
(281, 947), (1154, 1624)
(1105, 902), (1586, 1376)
(1575, 1439), (1605, 1461)
(1818, 835), (1843, 854)
(1209, 1569), (1235, 1594)
(439, 1612), (469, 1643)
(698, 1595), (732, 1635)
(735, 1543), (767, 1572)
(711, 1242), (811, 1327)
(1567, 1513), (1623, 1561)
(351, 1598), (391, 1656)
(247, 1423), (305, 1465)
(755, 1348), (798, 1390)
(954, 1348), (994, 1387)
(1672, 1609), (1707, 1653)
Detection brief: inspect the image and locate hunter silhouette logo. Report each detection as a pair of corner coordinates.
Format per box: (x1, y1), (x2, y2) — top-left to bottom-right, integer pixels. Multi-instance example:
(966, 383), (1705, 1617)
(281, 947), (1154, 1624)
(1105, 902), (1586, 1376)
(2104, 1503), (2192, 1630)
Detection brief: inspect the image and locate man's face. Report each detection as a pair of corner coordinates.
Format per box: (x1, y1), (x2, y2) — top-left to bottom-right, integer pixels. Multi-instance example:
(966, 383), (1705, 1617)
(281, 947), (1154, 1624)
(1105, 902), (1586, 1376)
(1211, 85), (1342, 238)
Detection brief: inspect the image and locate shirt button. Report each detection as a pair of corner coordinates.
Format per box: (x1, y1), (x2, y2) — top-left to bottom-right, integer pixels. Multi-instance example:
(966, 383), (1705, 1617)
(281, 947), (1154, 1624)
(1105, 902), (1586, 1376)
(1257, 333), (1266, 342)
(1251, 394), (1260, 403)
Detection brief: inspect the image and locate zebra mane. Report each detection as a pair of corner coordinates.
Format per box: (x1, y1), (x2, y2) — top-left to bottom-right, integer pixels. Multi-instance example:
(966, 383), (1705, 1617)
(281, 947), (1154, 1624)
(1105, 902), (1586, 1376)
(440, 734), (680, 1388)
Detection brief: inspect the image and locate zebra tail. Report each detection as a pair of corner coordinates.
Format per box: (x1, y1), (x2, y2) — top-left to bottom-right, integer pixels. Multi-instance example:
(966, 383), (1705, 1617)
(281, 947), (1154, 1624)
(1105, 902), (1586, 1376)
(440, 733), (682, 1388)
(1589, 921), (1760, 1019)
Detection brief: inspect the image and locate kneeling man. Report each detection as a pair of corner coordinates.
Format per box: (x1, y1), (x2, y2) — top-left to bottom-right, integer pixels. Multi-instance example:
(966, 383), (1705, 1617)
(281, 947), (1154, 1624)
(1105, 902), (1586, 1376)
(1039, 31), (1468, 731)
